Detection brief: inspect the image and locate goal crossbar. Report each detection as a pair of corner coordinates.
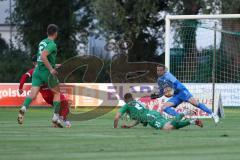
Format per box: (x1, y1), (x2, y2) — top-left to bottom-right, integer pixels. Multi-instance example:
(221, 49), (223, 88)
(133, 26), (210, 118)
(165, 14), (240, 70)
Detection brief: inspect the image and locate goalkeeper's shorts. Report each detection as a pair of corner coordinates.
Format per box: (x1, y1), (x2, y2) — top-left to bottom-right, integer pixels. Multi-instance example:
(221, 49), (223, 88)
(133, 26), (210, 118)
(167, 89), (193, 107)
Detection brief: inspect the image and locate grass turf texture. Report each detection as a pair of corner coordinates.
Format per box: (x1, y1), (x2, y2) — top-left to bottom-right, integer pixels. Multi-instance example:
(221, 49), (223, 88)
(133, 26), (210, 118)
(0, 108), (240, 160)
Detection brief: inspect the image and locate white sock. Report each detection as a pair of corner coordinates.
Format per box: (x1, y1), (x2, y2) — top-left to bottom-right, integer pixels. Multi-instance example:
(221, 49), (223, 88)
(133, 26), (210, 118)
(21, 106), (26, 112)
(52, 113), (59, 121)
(211, 113), (216, 117)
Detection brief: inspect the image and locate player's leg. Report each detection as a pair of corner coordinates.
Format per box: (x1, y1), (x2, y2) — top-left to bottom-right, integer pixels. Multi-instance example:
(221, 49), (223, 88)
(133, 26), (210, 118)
(162, 102), (179, 116)
(188, 97), (219, 123)
(162, 96), (182, 116)
(18, 73), (42, 124)
(46, 72), (64, 127)
(40, 89), (59, 127)
(188, 97), (212, 114)
(22, 86), (40, 110)
(165, 113), (190, 129)
(51, 85), (61, 113)
(174, 113), (185, 121)
(59, 97), (71, 128)
(164, 118), (203, 130)
(50, 85), (64, 127)
(162, 122), (175, 130)
(147, 111), (168, 129)
(59, 100), (69, 120)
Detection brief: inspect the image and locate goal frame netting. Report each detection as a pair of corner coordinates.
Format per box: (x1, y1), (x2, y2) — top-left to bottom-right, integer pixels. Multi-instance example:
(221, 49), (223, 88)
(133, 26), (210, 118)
(165, 14), (240, 111)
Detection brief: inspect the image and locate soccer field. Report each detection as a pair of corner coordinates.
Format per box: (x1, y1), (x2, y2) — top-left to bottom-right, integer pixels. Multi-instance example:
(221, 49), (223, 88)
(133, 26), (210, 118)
(0, 108), (240, 160)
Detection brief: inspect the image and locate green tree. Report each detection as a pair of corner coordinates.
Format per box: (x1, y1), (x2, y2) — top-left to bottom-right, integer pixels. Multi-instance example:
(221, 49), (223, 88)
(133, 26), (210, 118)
(12, 0), (93, 61)
(0, 49), (31, 82)
(92, 0), (168, 62)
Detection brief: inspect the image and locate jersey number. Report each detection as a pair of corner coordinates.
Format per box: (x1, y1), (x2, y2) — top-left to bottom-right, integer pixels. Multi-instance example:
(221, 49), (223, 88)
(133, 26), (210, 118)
(134, 103), (143, 110)
(37, 42), (47, 62)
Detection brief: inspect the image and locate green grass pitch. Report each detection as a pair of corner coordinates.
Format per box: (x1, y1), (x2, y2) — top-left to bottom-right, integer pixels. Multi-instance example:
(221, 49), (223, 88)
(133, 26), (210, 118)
(0, 108), (240, 160)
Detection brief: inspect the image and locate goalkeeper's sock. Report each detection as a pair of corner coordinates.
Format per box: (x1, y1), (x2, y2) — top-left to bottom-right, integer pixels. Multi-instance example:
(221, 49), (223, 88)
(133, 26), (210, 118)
(53, 101), (61, 114)
(164, 107), (179, 116)
(197, 103), (212, 114)
(22, 97), (32, 109)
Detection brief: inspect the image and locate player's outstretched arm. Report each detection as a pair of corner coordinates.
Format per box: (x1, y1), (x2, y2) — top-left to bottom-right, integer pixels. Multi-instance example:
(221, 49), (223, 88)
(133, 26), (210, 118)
(18, 69), (34, 94)
(113, 112), (122, 128)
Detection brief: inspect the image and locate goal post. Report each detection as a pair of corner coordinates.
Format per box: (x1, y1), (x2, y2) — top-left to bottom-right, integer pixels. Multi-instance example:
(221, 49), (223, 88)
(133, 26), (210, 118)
(165, 14), (240, 70)
(164, 14), (240, 112)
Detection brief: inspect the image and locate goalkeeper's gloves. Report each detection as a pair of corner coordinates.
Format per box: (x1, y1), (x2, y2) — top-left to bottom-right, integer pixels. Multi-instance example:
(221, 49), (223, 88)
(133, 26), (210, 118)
(150, 93), (160, 99)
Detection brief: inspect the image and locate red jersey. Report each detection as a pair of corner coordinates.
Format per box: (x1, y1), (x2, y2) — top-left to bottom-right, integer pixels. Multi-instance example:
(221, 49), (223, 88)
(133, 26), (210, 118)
(19, 68), (67, 105)
(19, 68), (69, 120)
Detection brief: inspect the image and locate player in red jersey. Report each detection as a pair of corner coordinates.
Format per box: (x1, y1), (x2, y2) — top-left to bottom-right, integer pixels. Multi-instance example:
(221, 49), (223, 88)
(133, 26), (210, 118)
(18, 55), (71, 128)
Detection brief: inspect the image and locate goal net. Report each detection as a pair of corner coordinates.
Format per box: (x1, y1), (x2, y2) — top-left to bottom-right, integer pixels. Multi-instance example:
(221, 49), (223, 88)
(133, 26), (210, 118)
(165, 14), (240, 110)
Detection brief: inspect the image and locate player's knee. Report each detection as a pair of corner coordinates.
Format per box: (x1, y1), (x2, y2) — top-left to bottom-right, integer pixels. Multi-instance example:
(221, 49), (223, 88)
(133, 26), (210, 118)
(162, 122), (174, 130)
(162, 105), (167, 110)
(30, 92), (38, 100)
(188, 97), (199, 106)
(162, 102), (175, 110)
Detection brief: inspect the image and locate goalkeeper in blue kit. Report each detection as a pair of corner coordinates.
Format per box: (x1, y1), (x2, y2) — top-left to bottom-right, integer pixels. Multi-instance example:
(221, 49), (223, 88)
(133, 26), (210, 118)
(151, 65), (219, 124)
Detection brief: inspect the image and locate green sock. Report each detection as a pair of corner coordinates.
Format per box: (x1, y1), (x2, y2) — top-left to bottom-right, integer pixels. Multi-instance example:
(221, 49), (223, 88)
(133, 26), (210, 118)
(23, 97), (32, 109)
(174, 113), (185, 122)
(171, 120), (190, 129)
(176, 120), (191, 129)
(53, 101), (61, 113)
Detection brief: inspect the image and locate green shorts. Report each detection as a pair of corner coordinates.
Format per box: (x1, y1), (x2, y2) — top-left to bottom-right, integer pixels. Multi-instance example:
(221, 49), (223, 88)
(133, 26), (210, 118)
(147, 110), (169, 129)
(32, 66), (59, 88)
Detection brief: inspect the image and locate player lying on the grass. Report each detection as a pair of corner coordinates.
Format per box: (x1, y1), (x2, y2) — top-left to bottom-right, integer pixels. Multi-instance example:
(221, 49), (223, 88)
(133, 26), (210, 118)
(151, 64), (219, 124)
(18, 24), (65, 127)
(18, 55), (71, 128)
(114, 93), (203, 130)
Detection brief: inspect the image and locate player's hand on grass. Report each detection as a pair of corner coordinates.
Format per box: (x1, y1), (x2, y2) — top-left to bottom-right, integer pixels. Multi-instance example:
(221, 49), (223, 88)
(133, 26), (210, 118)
(18, 89), (23, 95)
(50, 68), (58, 75)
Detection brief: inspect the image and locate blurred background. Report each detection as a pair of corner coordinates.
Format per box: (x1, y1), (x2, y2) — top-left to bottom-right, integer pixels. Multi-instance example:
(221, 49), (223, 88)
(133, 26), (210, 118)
(0, 0), (239, 83)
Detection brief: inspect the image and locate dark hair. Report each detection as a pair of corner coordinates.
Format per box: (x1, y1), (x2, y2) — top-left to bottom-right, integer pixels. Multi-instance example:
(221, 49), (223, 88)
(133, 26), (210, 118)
(156, 64), (166, 69)
(47, 24), (58, 36)
(31, 55), (37, 62)
(124, 93), (133, 100)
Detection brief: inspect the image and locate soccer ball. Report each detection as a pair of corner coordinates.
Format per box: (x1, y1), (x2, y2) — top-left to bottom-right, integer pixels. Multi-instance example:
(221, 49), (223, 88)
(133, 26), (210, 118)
(163, 87), (174, 98)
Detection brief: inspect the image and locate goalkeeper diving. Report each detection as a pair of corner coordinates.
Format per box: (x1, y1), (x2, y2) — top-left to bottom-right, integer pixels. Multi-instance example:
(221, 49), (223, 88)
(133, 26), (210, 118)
(114, 93), (203, 130)
(151, 65), (219, 124)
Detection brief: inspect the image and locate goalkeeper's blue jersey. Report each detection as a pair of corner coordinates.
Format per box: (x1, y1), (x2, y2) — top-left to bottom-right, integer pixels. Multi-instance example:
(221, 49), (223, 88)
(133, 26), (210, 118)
(157, 72), (187, 96)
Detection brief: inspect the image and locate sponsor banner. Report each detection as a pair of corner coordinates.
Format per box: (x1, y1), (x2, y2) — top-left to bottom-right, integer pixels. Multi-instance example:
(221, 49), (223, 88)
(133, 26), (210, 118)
(0, 83), (238, 108)
(0, 84), (74, 107)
